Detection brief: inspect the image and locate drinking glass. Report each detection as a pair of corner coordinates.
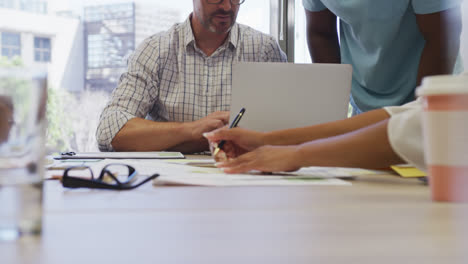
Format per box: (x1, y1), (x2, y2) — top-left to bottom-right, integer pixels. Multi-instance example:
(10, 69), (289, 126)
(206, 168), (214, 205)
(0, 68), (47, 241)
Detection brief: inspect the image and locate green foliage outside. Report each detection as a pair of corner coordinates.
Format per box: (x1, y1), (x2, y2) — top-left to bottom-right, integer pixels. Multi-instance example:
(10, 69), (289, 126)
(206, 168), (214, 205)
(46, 88), (74, 152)
(45, 88), (107, 153)
(0, 56), (23, 67)
(0, 58), (32, 124)
(0, 57), (84, 153)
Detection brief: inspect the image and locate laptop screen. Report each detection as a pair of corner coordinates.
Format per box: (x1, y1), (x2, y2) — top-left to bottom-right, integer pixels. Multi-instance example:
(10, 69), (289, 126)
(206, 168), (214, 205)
(230, 62), (352, 132)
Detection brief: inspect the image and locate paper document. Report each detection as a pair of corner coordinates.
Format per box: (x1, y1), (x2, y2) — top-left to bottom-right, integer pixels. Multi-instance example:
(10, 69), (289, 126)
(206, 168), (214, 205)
(46, 159), (102, 170)
(47, 158), (386, 187)
(150, 159), (388, 186)
(53, 151), (184, 160)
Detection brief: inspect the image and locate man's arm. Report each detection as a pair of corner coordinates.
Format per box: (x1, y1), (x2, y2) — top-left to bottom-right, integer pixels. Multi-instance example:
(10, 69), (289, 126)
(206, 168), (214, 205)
(111, 111), (229, 153)
(96, 37), (229, 153)
(415, 6), (462, 86)
(305, 8), (341, 63)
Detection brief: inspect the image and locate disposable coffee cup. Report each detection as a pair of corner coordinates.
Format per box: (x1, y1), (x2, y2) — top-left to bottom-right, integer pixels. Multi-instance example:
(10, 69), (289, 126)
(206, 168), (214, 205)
(416, 75), (468, 202)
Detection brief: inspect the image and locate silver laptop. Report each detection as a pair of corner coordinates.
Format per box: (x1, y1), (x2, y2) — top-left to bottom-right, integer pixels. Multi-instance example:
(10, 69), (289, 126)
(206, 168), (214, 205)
(230, 62), (352, 132)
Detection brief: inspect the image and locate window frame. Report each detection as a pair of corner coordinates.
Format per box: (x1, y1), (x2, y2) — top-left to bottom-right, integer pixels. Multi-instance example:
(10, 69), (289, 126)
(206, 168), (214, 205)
(34, 36), (52, 63)
(1, 32), (21, 59)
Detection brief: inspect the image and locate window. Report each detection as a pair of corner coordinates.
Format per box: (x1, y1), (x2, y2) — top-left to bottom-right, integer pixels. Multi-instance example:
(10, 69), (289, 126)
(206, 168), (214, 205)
(237, 0), (270, 34)
(34, 37), (51, 62)
(0, 0), (47, 14)
(19, 0), (48, 14)
(1, 0), (467, 154)
(1, 32), (21, 59)
(0, 0), (15, 8)
(84, 3), (135, 92)
(294, 0), (311, 63)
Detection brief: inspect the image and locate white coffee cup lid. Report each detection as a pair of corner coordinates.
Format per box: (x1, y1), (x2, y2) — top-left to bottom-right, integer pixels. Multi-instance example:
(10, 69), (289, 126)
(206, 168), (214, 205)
(416, 74), (468, 96)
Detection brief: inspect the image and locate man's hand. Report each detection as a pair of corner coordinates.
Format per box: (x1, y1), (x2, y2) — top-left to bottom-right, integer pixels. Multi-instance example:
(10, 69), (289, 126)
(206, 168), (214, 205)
(186, 111), (230, 140)
(214, 145), (303, 174)
(203, 127), (266, 162)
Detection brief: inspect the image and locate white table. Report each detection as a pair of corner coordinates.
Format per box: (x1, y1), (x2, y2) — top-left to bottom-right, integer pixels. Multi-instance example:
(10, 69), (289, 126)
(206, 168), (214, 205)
(2, 159), (468, 264)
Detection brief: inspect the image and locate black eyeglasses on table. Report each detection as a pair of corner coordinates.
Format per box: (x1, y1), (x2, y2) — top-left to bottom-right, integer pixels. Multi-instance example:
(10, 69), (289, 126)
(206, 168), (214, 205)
(61, 164), (159, 190)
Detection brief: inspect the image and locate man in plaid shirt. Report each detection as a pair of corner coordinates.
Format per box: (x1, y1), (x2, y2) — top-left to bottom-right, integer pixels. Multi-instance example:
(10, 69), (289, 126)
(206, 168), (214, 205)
(97, 0), (286, 153)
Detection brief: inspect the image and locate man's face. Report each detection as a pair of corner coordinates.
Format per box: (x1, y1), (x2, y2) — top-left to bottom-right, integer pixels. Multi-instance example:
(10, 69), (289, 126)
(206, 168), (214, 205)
(193, 0), (241, 34)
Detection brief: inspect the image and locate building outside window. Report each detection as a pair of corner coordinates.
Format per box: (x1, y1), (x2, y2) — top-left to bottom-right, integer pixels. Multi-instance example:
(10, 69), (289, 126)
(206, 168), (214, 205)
(0, 0), (47, 14)
(84, 2), (135, 92)
(19, 0), (47, 14)
(0, 0), (15, 9)
(34, 36), (51, 62)
(1, 32), (21, 59)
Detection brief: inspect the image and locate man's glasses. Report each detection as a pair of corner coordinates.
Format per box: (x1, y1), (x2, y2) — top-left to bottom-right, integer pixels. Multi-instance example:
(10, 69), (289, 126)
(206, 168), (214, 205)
(207, 0), (245, 5)
(61, 164), (159, 190)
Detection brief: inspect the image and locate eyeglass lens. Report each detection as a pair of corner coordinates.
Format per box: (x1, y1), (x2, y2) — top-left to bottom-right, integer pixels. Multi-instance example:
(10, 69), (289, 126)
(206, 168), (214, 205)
(98, 164), (136, 185)
(65, 166), (94, 179)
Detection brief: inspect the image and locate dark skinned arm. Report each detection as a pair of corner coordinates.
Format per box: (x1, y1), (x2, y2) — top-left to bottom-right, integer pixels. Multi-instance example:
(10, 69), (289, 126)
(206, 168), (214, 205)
(305, 8), (341, 63)
(415, 7), (462, 86)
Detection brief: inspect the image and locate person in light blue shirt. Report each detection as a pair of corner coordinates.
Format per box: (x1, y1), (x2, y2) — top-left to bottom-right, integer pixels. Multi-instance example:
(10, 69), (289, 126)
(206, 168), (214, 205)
(302, 0), (463, 114)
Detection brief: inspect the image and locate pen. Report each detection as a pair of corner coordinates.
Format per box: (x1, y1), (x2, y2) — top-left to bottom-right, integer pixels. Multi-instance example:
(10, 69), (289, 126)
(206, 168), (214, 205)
(61, 152), (76, 156)
(213, 107), (246, 156)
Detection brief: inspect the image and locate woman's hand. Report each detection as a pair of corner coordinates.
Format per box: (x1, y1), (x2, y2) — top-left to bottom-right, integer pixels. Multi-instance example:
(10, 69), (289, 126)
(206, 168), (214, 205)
(204, 127), (266, 162)
(214, 145), (303, 174)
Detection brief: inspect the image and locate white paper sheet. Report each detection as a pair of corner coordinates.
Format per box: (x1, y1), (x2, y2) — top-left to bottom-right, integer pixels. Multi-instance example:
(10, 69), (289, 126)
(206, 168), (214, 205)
(47, 158), (387, 186)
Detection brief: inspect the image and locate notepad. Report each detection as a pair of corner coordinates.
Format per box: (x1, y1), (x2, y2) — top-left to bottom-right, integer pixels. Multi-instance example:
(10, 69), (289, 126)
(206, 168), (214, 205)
(54, 151), (185, 160)
(391, 165), (426, 178)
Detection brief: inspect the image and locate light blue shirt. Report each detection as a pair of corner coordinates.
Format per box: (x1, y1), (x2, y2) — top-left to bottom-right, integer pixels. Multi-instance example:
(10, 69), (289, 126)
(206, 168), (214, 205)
(303, 0), (463, 111)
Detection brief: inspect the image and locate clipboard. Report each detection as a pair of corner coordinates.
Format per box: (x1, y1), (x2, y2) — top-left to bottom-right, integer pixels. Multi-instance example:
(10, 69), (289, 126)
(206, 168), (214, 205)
(54, 151), (185, 160)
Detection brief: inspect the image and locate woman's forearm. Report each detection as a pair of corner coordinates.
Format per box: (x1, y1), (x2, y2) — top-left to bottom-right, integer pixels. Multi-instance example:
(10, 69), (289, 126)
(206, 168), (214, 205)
(295, 119), (404, 169)
(264, 108), (391, 147)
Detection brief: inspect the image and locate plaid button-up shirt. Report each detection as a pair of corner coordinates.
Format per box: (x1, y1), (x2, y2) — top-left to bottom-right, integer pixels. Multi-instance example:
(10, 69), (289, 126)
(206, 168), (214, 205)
(97, 16), (287, 151)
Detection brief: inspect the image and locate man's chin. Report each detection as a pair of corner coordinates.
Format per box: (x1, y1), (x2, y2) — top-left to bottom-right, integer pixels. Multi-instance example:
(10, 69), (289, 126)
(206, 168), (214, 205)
(209, 24), (233, 35)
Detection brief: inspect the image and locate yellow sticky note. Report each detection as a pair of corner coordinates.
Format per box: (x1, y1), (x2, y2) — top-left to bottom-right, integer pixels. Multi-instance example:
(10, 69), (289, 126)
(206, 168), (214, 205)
(391, 165), (426, 178)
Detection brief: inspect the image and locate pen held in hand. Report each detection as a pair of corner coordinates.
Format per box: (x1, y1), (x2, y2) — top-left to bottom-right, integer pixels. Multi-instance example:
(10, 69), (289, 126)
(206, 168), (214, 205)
(213, 107), (245, 156)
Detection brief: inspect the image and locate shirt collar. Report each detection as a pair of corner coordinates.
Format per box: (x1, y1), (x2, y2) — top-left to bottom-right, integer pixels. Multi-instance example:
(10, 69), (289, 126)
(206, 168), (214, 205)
(183, 14), (239, 50)
(183, 16), (196, 48)
(228, 23), (239, 49)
